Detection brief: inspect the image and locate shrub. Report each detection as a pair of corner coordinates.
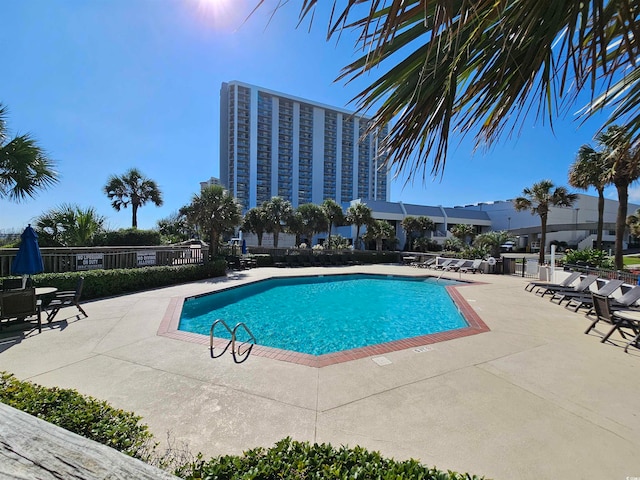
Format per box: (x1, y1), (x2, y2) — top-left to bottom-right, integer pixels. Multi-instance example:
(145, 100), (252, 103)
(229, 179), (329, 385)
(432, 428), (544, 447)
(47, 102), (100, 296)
(96, 228), (162, 246)
(0, 372), (154, 460)
(563, 248), (615, 269)
(175, 437), (485, 480)
(27, 260), (227, 300)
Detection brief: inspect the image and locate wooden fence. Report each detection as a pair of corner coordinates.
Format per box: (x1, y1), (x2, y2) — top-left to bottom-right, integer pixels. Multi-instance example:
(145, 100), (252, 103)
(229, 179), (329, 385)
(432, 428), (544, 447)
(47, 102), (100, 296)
(0, 245), (208, 277)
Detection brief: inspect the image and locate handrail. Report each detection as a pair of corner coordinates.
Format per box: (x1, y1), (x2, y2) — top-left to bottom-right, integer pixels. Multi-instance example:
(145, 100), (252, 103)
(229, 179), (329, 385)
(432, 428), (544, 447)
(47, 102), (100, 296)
(210, 319), (233, 358)
(209, 319), (257, 363)
(231, 322), (256, 363)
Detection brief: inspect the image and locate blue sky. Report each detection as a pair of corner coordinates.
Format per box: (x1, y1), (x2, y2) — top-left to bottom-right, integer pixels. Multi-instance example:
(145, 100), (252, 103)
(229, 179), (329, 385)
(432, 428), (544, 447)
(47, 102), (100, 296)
(1, 0), (632, 232)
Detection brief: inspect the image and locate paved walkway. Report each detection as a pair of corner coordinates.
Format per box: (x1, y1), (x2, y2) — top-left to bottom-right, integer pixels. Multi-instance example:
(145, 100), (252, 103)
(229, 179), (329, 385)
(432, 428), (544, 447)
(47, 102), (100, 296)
(1, 265), (639, 480)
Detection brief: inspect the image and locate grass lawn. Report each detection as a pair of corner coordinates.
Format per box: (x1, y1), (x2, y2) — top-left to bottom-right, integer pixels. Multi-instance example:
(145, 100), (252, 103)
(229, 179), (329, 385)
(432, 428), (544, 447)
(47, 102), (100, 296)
(623, 255), (640, 267)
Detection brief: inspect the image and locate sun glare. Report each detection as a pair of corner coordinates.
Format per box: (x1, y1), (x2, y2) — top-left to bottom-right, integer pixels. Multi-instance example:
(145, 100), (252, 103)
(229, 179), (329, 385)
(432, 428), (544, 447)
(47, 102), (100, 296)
(192, 0), (248, 31)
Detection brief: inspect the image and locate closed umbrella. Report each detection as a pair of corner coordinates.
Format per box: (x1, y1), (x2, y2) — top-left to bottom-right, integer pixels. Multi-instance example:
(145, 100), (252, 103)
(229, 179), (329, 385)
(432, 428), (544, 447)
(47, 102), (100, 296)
(11, 225), (44, 285)
(241, 239), (247, 255)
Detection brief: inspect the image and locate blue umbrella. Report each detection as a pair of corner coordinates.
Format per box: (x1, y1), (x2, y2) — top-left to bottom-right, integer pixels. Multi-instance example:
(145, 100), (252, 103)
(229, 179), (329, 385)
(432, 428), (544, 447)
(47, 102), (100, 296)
(241, 239), (247, 255)
(11, 225), (44, 276)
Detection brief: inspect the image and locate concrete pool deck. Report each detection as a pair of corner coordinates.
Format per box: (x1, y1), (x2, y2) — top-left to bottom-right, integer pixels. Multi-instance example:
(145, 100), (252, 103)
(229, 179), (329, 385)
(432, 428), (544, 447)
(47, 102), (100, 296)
(1, 264), (639, 479)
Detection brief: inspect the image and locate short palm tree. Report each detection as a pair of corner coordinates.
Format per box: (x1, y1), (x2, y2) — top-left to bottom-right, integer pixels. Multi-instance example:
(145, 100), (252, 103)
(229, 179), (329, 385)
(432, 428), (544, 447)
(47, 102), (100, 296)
(568, 145), (608, 250)
(627, 209), (640, 238)
(346, 202), (373, 249)
(0, 103), (58, 201)
(450, 224), (475, 246)
(363, 219), (395, 252)
(321, 199), (344, 245)
(416, 216), (436, 238)
(181, 185), (241, 258)
(514, 180), (578, 264)
(401, 216), (420, 251)
(286, 211), (305, 247)
(297, 203), (327, 246)
(35, 203), (105, 246)
(473, 231), (514, 259)
(104, 168), (163, 228)
(263, 197), (293, 248)
(597, 126), (640, 270)
(242, 206), (268, 246)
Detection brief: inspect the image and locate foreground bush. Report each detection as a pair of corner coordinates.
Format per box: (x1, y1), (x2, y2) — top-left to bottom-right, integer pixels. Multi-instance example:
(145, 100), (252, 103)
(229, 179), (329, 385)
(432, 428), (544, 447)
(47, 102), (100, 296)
(1, 373), (486, 478)
(0, 372), (154, 460)
(26, 260), (226, 300)
(563, 248), (615, 269)
(175, 437), (485, 480)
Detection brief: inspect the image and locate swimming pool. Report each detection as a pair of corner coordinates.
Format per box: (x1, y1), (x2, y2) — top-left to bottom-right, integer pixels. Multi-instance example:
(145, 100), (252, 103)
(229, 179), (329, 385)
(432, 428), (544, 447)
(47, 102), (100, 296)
(179, 274), (468, 356)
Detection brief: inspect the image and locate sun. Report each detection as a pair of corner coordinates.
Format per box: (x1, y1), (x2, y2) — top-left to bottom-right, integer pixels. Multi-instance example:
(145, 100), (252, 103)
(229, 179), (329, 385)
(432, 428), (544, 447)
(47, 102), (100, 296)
(191, 0), (241, 29)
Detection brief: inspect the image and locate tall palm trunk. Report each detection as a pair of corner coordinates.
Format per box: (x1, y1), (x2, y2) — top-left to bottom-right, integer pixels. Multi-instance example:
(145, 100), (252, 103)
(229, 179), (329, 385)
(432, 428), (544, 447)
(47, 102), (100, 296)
(210, 227), (219, 258)
(273, 229), (280, 248)
(615, 182), (629, 270)
(596, 188), (605, 250)
(132, 204), (139, 229)
(355, 224), (362, 249)
(539, 214), (547, 264)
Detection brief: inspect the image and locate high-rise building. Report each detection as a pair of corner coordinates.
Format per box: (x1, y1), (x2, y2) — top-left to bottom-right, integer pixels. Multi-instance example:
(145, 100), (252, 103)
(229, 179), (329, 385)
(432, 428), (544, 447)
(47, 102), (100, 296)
(220, 81), (390, 211)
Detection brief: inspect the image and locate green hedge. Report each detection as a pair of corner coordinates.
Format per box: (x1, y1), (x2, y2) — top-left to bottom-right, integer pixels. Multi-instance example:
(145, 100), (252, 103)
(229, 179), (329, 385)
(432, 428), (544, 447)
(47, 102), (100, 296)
(95, 228), (162, 246)
(0, 373), (486, 478)
(0, 372), (154, 460)
(175, 437), (485, 479)
(20, 260), (226, 300)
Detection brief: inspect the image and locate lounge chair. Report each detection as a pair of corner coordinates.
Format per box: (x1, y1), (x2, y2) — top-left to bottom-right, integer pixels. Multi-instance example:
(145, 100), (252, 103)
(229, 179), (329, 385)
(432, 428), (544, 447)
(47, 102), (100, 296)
(46, 277), (87, 322)
(459, 259), (483, 274)
(433, 258), (455, 270)
(610, 310), (640, 352)
(412, 258), (436, 268)
(0, 288), (41, 333)
(444, 259), (468, 271)
(609, 285), (640, 310)
(586, 293), (640, 348)
(525, 271), (581, 293)
(562, 279), (624, 312)
(538, 274), (598, 298)
(549, 276), (618, 305)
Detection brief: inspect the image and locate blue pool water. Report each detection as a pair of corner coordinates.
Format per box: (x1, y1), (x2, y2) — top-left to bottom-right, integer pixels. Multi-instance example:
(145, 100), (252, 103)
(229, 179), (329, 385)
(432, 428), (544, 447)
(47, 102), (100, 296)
(179, 274), (467, 356)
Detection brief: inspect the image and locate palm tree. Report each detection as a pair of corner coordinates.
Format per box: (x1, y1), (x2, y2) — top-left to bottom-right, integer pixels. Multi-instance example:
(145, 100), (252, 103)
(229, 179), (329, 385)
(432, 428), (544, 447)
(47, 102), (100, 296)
(103, 168), (163, 228)
(568, 144), (609, 250)
(514, 180), (578, 264)
(261, 2), (639, 179)
(598, 126), (640, 270)
(627, 209), (640, 238)
(0, 103), (58, 201)
(345, 202), (372, 249)
(242, 206), (268, 246)
(321, 199), (344, 245)
(297, 203), (327, 246)
(474, 231), (514, 259)
(181, 185), (241, 258)
(157, 212), (192, 244)
(401, 216), (420, 251)
(35, 204), (105, 246)
(363, 219), (395, 251)
(286, 211), (305, 247)
(263, 197), (293, 248)
(416, 216), (436, 238)
(450, 224), (475, 245)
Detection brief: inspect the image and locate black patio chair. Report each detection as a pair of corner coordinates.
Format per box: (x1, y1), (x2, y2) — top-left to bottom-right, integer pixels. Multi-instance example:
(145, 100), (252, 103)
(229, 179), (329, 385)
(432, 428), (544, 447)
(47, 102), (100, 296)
(46, 277), (87, 322)
(2, 278), (24, 290)
(0, 288), (41, 333)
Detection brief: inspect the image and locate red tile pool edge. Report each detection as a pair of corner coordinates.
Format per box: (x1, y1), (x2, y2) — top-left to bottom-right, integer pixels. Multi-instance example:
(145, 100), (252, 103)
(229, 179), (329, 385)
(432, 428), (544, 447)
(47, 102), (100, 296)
(157, 280), (490, 368)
